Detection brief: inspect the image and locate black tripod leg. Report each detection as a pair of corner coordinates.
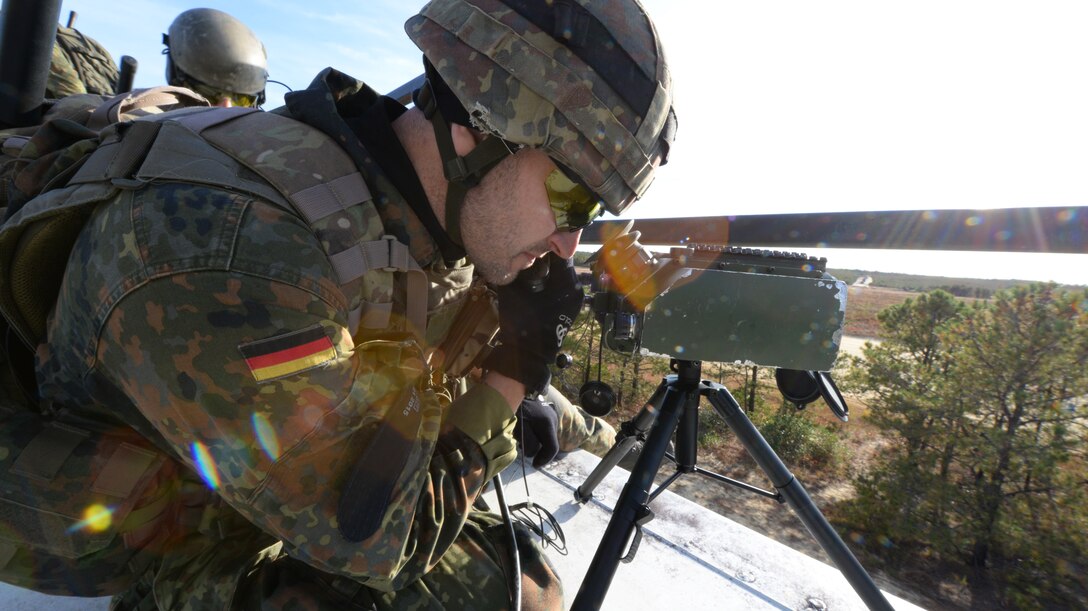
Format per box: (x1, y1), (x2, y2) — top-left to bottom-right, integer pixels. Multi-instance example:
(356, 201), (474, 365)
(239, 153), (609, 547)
(706, 388), (895, 611)
(574, 380), (669, 503)
(571, 382), (687, 611)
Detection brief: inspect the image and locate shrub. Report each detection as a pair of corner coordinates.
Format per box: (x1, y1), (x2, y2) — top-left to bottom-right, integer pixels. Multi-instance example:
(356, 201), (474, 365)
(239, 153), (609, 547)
(753, 405), (847, 471)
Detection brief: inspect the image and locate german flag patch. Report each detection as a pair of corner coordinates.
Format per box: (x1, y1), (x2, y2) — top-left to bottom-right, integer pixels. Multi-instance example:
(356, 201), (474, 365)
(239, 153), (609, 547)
(239, 325), (337, 383)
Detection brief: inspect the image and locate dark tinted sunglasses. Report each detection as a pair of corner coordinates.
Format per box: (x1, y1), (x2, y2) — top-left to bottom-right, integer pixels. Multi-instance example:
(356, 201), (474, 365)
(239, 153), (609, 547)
(545, 164), (604, 232)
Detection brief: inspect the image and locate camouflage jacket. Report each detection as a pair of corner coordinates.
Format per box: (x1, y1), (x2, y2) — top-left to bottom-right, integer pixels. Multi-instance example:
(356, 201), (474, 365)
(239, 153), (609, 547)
(35, 69), (516, 594)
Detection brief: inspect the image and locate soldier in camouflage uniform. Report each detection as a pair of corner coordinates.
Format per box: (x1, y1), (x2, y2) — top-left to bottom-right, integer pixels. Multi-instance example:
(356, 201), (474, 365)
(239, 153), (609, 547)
(546, 385), (616, 457)
(163, 8), (269, 108)
(514, 386), (617, 467)
(7, 0), (675, 608)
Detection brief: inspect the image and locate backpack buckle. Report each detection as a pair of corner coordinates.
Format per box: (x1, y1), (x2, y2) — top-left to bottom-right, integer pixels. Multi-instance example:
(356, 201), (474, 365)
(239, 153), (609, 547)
(381, 235), (409, 272)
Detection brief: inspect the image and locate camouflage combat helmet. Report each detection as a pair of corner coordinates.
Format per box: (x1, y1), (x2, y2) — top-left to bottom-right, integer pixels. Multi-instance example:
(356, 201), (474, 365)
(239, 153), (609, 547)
(406, 0), (677, 237)
(163, 8), (268, 107)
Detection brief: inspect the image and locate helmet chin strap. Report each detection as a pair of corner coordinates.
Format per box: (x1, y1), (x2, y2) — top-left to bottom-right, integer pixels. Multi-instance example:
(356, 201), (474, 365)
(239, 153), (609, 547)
(417, 79), (512, 246)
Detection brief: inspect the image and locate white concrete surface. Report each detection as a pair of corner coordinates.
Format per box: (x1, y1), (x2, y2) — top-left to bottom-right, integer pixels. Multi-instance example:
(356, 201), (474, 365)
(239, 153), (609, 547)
(0, 585), (109, 609)
(0, 450), (924, 610)
(488, 451), (924, 611)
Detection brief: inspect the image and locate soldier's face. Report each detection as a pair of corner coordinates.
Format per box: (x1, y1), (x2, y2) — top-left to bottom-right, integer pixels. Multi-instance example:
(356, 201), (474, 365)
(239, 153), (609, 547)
(461, 148), (581, 285)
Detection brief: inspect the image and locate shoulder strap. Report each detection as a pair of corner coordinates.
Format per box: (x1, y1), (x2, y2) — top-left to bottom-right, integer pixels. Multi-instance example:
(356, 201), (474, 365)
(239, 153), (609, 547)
(172, 108), (428, 339)
(86, 86), (209, 132)
(65, 107), (428, 339)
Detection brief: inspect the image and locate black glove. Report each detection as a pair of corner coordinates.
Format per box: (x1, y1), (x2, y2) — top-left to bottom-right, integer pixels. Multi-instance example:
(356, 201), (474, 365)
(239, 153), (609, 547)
(514, 397), (560, 468)
(483, 253), (584, 397)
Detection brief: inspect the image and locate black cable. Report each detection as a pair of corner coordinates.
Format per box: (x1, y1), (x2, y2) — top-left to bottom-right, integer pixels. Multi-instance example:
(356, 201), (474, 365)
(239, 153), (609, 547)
(266, 79), (293, 92)
(510, 498), (567, 557)
(581, 317), (596, 389)
(596, 327), (605, 384)
(512, 438), (568, 556)
(492, 472), (522, 611)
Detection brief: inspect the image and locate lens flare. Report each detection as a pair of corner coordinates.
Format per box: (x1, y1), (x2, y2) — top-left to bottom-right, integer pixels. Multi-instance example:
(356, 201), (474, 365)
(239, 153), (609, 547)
(67, 504), (114, 533)
(1056, 208), (1076, 223)
(252, 412), (281, 461)
(191, 441), (221, 490)
(600, 246), (662, 311)
(965, 216), (983, 227)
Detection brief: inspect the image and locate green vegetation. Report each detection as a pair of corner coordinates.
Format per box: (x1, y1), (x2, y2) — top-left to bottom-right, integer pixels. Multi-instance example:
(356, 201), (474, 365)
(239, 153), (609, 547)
(751, 403), (848, 472)
(840, 285), (1088, 608)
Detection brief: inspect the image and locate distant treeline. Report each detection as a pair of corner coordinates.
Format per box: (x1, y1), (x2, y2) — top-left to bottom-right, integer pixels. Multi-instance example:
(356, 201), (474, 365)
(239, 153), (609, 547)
(827, 268), (1085, 297)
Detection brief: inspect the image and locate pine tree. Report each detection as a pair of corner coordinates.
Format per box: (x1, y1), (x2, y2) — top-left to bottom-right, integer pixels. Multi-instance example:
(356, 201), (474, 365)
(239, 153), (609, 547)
(850, 285), (1088, 607)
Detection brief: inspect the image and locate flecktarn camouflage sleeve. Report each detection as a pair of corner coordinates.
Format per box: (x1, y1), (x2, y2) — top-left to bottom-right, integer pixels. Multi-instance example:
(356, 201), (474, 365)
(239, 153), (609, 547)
(543, 384), (617, 456)
(82, 191), (513, 591)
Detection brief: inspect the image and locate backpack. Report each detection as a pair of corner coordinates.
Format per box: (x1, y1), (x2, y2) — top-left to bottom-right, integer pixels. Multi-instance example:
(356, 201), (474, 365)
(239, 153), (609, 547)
(47, 25), (119, 99)
(1, 86), (211, 220)
(0, 86), (212, 407)
(0, 103), (439, 596)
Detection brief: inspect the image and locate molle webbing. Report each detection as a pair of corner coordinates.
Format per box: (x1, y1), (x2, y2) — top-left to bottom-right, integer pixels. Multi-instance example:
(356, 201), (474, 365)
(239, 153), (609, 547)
(177, 107), (428, 338)
(0, 412), (168, 584)
(72, 107), (428, 339)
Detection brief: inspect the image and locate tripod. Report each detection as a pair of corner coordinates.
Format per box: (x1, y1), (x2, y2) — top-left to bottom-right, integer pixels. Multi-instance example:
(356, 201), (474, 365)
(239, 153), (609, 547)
(570, 359), (894, 611)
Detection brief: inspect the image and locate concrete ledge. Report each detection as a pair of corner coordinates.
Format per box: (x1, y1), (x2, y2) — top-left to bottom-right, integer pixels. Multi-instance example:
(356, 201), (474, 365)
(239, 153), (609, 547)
(486, 450), (926, 611)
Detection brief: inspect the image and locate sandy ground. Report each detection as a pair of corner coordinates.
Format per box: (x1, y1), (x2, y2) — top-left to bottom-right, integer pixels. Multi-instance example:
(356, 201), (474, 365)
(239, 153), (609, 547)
(841, 335), (881, 357)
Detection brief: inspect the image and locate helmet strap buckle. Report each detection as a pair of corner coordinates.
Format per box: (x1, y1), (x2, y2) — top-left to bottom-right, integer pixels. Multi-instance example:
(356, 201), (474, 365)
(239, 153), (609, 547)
(426, 98), (512, 245)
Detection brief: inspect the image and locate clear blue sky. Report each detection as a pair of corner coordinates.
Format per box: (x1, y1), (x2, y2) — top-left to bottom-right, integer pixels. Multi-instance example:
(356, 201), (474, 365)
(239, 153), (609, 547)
(47, 0), (1088, 285)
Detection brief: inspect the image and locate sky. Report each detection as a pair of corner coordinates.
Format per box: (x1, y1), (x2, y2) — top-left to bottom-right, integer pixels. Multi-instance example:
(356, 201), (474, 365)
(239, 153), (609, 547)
(35, 0), (1088, 285)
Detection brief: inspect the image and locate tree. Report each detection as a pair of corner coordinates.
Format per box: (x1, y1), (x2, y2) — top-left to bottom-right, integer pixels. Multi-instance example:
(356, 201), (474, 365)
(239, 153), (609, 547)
(848, 290), (968, 550)
(848, 285), (1088, 607)
(943, 286), (1088, 572)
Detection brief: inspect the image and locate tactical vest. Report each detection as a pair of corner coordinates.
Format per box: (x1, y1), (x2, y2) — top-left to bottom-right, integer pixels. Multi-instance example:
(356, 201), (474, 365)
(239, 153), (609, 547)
(1, 87), (210, 219)
(0, 105), (499, 596)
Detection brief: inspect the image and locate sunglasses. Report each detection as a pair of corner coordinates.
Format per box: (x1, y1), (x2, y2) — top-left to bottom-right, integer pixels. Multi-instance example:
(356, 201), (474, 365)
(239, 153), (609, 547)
(188, 81), (260, 108)
(545, 165), (604, 232)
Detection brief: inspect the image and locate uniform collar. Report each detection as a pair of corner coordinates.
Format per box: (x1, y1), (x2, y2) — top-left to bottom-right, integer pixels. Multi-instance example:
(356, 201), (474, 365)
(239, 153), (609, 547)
(280, 68), (466, 266)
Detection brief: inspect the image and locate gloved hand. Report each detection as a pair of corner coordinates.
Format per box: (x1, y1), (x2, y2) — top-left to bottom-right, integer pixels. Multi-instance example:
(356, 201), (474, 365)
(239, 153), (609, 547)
(483, 253), (585, 397)
(514, 397), (560, 468)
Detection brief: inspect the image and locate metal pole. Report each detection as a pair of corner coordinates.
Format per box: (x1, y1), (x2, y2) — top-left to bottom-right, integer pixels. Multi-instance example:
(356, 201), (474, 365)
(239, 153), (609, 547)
(116, 55), (137, 93)
(579, 206), (1088, 254)
(0, 0), (62, 127)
